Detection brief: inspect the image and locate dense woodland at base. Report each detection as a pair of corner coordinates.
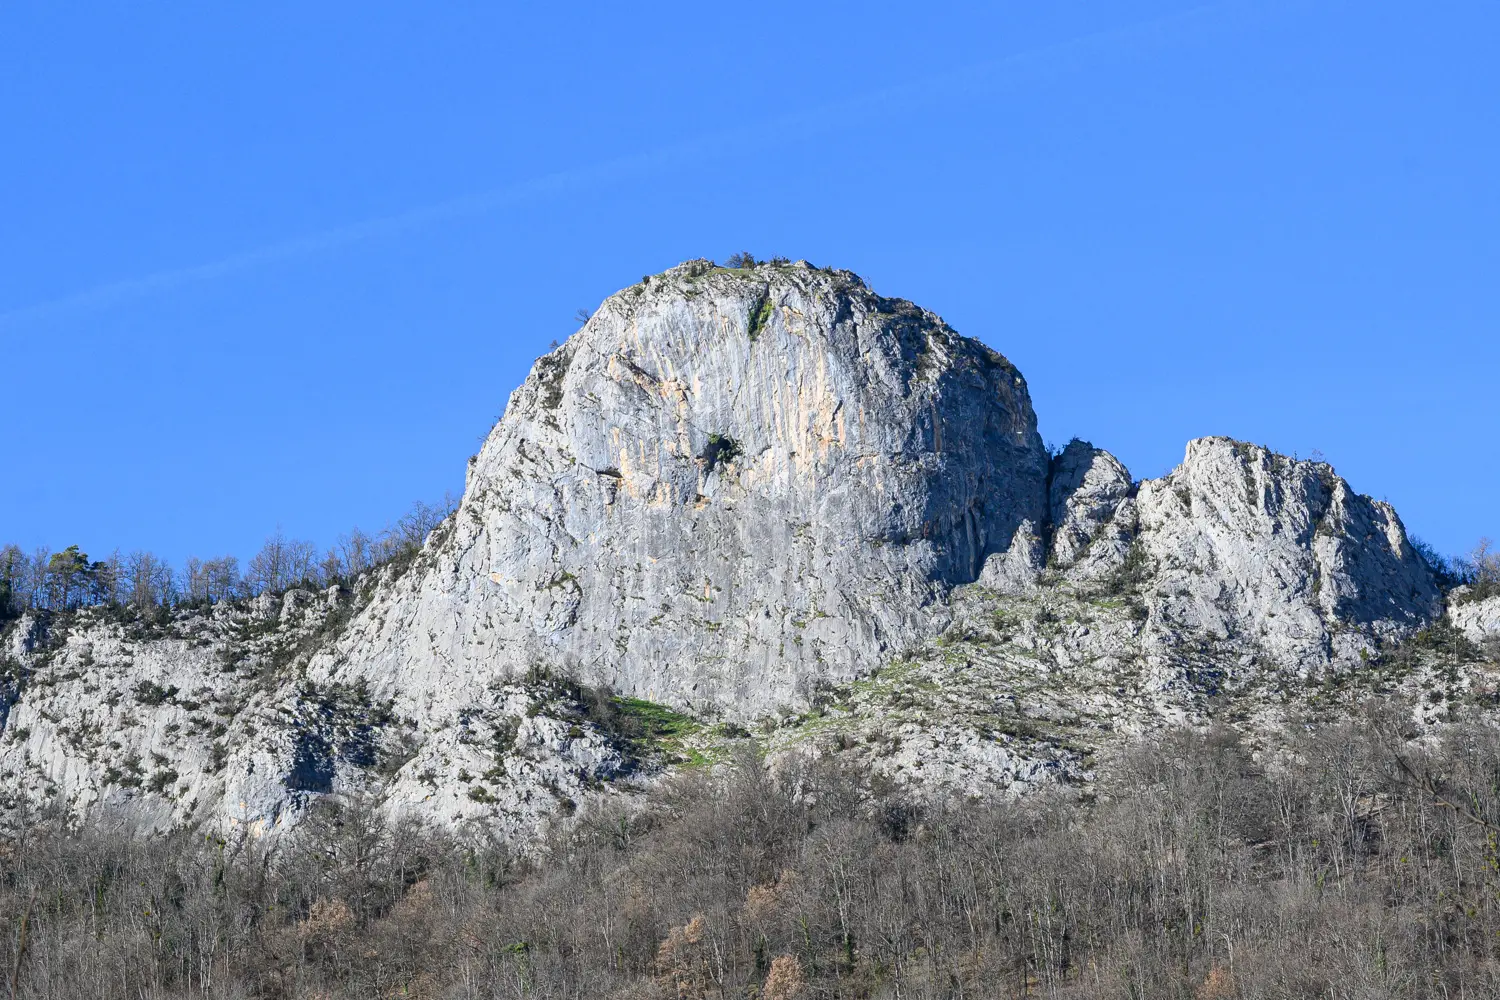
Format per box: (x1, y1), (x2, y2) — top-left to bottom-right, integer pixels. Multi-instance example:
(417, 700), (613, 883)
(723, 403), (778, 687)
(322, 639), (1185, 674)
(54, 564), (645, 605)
(7, 709), (1500, 999)
(4, 490), (1500, 998)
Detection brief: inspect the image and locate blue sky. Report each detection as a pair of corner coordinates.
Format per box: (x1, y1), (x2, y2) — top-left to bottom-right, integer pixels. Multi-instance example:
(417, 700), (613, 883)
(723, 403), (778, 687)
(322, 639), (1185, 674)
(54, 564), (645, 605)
(2, 1), (1495, 565)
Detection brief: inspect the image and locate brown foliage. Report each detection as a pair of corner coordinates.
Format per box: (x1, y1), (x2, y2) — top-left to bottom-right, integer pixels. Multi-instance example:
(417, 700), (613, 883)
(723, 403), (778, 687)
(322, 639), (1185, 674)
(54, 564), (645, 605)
(1197, 965), (1236, 999)
(300, 898), (355, 940)
(763, 954), (807, 1000)
(8, 709), (1500, 997)
(656, 914), (714, 999)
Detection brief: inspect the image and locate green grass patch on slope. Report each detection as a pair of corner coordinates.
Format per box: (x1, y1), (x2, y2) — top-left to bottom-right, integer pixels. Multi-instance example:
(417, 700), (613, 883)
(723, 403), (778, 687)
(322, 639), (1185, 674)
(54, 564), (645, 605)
(610, 696), (722, 768)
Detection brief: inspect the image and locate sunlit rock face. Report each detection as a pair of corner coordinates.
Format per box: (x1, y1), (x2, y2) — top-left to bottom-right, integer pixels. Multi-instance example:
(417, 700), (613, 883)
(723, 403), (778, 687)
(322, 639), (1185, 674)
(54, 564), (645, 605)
(317, 260), (1050, 719)
(1452, 594), (1500, 647)
(0, 595), (637, 841)
(1131, 437), (1442, 671)
(983, 434), (1441, 673)
(0, 261), (1461, 840)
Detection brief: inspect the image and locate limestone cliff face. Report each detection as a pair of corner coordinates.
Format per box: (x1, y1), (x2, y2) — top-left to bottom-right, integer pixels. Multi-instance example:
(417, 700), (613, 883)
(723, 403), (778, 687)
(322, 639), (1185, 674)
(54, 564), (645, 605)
(1047, 439), (1135, 575)
(314, 260), (1049, 719)
(0, 260), (1469, 838)
(1135, 437), (1441, 668)
(1029, 437), (1441, 671)
(0, 591), (632, 839)
(1452, 594), (1500, 647)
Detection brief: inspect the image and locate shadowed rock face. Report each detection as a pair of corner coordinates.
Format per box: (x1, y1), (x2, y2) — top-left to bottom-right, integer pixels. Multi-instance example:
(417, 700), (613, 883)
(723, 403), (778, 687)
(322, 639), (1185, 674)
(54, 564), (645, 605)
(315, 260), (1050, 718)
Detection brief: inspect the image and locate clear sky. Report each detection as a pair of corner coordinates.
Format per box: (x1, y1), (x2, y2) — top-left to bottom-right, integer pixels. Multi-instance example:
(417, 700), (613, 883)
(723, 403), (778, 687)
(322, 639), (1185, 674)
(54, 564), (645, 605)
(2, 1), (1495, 566)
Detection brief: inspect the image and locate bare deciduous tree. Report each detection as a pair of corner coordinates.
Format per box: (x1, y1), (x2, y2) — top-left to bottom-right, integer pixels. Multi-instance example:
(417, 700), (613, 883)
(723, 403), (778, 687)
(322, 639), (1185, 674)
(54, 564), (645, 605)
(123, 550), (171, 610)
(8, 702), (1500, 998)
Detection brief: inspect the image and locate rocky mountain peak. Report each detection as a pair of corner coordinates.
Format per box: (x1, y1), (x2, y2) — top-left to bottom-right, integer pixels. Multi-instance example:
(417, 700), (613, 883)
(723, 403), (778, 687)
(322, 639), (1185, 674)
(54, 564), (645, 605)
(1133, 436), (1440, 669)
(331, 259), (1053, 720)
(0, 261), (1464, 840)
(1047, 439), (1135, 571)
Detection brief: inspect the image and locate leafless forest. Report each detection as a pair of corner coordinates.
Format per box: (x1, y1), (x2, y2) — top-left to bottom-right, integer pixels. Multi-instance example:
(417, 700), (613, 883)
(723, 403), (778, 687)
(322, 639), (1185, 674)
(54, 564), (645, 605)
(6, 707), (1500, 999)
(0, 497), (456, 618)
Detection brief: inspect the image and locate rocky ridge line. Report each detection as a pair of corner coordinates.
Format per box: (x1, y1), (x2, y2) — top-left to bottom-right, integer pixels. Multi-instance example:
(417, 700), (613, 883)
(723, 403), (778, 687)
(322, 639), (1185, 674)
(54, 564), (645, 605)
(0, 258), (1484, 838)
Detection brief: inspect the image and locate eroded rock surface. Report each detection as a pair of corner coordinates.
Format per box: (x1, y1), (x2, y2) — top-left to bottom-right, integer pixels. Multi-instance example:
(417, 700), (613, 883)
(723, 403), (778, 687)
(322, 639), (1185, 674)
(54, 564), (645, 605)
(1048, 440), (1134, 571)
(313, 260), (1050, 721)
(0, 588), (634, 840)
(0, 259), (1467, 840)
(1452, 593), (1500, 648)
(1133, 437), (1440, 673)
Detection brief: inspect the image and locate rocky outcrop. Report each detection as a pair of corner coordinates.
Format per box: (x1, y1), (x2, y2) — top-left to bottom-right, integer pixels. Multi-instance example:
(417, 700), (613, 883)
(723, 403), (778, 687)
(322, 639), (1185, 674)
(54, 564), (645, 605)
(1452, 593), (1500, 648)
(975, 434), (1441, 675)
(311, 260), (1050, 721)
(1046, 439), (1136, 582)
(1133, 437), (1441, 671)
(0, 260), (1462, 839)
(0, 590), (634, 839)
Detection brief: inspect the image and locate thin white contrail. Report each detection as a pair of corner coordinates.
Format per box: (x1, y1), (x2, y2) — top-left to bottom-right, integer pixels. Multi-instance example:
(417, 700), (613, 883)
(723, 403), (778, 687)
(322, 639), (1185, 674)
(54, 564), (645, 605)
(0, 0), (1292, 331)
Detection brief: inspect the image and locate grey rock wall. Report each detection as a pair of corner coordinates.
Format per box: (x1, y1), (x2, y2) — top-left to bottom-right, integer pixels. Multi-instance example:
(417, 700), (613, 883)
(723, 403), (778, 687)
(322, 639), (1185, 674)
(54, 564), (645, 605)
(313, 260), (1050, 720)
(0, 261), (1463, 840)
(0, 586), (632, 840)
(1048, 439), (1135, 575)
(1133, 437), (1441, 671)
(1452, 593), (1500, 647)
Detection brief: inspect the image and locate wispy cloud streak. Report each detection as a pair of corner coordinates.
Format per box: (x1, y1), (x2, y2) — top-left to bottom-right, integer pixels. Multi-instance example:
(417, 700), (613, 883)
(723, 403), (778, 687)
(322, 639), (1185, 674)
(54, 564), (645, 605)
(0, 0), (1288, 331)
